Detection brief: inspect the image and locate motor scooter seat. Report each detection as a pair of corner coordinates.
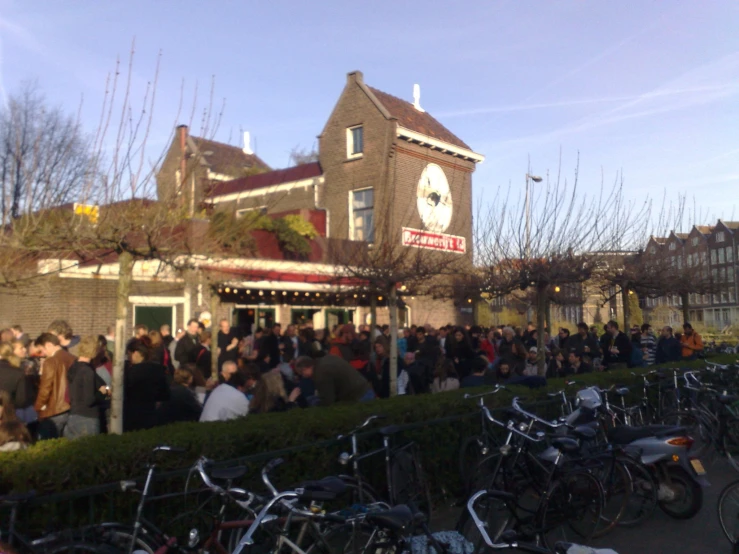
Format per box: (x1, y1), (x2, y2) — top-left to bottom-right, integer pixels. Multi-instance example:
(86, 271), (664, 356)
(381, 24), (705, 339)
(607, 425), (685, 444)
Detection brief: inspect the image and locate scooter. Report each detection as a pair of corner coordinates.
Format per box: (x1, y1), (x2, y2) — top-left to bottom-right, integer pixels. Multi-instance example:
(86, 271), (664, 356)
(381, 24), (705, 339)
(562, 386), (709, 520)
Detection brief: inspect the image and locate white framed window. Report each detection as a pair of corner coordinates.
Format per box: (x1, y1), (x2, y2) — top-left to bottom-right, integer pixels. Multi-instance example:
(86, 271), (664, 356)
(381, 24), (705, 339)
(702, 251), (708, 264)
(648, 246), (656, 254)
(729, 266), (735, 283)
(711, 250), (717, 264)
(677, 256), (683, 269)
(687, 255), (693, 267)
(717, 231), (726, 243)
(346, 125), (364, 159)
(669, 242), (676, 251)
(719, 248), (726, 264)
(236, 206), (268, 218)
(691, 236), (699, 246)
(349, 188), (374, 242)
(727, 247), (734, 263)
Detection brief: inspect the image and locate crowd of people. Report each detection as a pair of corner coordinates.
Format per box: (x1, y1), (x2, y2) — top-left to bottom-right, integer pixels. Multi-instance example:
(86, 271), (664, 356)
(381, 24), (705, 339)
(0, 316), (704, 452)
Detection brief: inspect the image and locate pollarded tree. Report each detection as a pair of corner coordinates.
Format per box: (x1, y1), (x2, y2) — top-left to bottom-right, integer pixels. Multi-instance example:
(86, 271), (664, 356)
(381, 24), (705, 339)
(474, 158), (648, 375)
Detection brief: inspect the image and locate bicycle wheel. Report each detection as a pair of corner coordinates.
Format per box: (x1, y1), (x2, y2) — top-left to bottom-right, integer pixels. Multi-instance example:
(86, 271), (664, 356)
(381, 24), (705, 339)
(660, 411), (712, 458)
(390, 446), (433, 522)
(723, 419), (739, 473)
(719, 479), (739, 544)
(539, 471), (604, 549)
(71, 524), (162, 554)
(617, 457), (658, 527)
(460, 435), (490, 494)
(590, 458), (630, 538)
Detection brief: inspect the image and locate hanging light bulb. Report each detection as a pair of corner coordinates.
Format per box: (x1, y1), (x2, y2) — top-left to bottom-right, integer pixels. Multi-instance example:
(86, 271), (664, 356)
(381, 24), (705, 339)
(246, 289), (251, 294)
(271, 291), (276, 296)
(225, 287), (230, 293)
(282, 291), (287, 296)
(259, 291), (264, 296)
(378, 296), (383, 301)
(233, 289), (238, 294)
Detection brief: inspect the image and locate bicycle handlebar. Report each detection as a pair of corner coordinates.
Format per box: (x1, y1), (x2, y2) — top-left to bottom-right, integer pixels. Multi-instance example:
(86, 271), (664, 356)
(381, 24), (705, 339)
(337, 414), (386, 440)
(482, 407), (545, 442)
(463, 385), (509, 400)
(511, 397), (565, 429)
(261, 458), (285, 496)
(152, 445), (186, 454)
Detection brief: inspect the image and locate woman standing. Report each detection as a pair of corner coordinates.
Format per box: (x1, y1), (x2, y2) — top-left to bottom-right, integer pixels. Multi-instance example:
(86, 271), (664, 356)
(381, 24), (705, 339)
(124, 337), (170, 432)
(66, 336), (108, 438)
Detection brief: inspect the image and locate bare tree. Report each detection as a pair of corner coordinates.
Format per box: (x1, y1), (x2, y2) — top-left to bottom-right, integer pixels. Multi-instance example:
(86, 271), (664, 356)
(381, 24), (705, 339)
(0, 81), (91, 224)
(474, 158), (648, 375)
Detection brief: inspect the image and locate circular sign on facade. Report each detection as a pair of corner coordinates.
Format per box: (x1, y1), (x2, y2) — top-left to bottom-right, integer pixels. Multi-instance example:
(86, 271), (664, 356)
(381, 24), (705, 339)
(416, 163), (453, 233)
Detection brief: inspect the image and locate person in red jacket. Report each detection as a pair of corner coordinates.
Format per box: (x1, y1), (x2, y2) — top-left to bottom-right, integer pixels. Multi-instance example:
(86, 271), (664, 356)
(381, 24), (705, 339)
(479, 328), (497, 363)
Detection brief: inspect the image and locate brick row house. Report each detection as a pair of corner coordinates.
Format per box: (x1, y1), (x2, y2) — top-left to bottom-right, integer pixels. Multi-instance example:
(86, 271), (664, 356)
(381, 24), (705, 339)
(0, 71), (485, 337)
(642, 220), (739, 328)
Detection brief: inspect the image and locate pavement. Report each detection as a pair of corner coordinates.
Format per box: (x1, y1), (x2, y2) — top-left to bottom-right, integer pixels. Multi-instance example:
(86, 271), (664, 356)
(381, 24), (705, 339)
(431, 456), (738, 554)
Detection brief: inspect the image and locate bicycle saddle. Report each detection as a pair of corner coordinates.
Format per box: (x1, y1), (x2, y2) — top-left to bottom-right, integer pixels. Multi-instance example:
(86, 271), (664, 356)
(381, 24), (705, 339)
(379, 425), (403, 436)
(297, 476), (347, 501)
(607, 425), (685, 444)
(551, 437), (581, 454)
(210, 465), (248, 481)
(614, 386), (629, 397)
(365, 504), (415, 532)
(570, 425), (597, 441)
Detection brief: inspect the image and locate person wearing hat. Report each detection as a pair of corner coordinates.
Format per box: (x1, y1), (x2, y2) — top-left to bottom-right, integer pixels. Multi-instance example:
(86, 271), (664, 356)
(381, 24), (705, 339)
(524, 346), (539, 376)
(680, 323), (703, 361)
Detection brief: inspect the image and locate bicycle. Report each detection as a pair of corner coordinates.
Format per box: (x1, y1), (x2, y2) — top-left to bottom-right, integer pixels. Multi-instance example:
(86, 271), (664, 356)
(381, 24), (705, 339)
(459, 386), (511, 493)
(457, 404), (605, 551)
(0, 491), (109, 554)
(719, 478), (739, 549)
(337, 415), (433, 521)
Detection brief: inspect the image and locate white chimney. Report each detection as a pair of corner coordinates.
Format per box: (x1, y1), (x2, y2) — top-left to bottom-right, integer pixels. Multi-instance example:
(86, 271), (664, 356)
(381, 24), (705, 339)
(242, 131), (253, 155)
(412, 84), (424, 112)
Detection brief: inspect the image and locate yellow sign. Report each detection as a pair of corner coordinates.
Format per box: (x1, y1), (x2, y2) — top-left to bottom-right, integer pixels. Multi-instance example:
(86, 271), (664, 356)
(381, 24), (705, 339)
(74, 203), (99, 224)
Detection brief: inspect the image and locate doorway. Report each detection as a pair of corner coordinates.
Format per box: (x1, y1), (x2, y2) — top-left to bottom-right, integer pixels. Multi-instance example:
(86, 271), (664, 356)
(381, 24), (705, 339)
(234, 307), (276, 336)
(325, 309), (355, 331)
(134, 306), (173, 333)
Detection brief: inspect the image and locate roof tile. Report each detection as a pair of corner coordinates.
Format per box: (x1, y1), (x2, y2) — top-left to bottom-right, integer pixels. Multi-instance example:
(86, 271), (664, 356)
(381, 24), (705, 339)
(367, 86), (470, 150)
(208, 162), (322, 198)
(192, 137), (270, 175)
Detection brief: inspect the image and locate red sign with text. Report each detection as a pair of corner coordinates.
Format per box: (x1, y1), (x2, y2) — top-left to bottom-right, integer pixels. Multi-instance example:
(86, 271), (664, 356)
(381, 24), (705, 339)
(401, 227), (466, 254)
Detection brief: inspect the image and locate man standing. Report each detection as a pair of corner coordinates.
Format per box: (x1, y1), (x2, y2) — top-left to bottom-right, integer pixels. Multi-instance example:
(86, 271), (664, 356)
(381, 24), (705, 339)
(175, 319), (201, 368)
(680, 323), (703, 361)
(280, 324), (299, 362)
(568, 322), (601, 363)
(294, 355), (374, 406)
(34, 333), (76, 438)
(160, 325), (174, 350)
(656, 326), (682, 364)
(602, 320), (631, 370)
(217, 319), (241, 369)
(640, 323), (657, 366)
(261, 323), (282, 368)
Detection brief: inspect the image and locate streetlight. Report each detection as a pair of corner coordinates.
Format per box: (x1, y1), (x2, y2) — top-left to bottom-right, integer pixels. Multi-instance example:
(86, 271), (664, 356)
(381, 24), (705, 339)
(525, 173), (542, 324)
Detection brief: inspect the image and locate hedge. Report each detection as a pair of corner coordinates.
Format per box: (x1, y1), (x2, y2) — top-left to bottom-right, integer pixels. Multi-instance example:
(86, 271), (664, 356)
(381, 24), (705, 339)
(1, 355), (735, 528)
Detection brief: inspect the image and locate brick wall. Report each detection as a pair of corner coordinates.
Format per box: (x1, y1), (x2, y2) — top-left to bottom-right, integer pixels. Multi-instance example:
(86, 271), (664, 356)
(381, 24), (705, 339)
(0, 276), (186, 338)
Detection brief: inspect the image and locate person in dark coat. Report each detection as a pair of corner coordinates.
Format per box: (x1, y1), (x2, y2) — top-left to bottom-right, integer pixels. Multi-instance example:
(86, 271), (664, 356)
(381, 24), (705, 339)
(156, 366), (202, 424)
(192, 332), (213, 380)
(174, 319), (201, 368)
(655, 326), (682, 364)
(446, 328), (476, 379)
(123, 337), (170, 432)
(260, 324), (283, 369)
(65, 336), (107, 438)
(496, 327), (527, 375)
(602, 320), (632, 370)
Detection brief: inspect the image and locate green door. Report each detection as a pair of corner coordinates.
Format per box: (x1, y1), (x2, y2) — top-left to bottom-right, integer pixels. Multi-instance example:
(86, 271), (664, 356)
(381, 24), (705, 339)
(134, 306), (173, 332)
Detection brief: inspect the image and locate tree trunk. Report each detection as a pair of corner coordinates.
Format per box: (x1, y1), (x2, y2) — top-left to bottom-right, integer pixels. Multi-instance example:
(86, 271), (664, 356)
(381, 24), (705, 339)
(545, 298), (552, 333)
(536, 284), (547, 376)
(211, 286), (220, 380)
(681, 292), (690, 325)
(388, 285), (399, 396)
(110, 251), (133, 435)
(370, 293), (377, 336)
(621, 287), (631, 331)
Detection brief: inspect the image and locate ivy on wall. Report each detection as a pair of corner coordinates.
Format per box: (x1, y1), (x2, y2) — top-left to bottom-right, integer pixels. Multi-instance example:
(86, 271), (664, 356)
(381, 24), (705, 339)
(209, 211), (318, 257)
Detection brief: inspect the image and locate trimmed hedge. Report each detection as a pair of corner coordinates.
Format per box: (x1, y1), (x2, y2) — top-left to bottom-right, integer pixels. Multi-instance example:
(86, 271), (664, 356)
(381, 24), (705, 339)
(1, 355), (734, 512)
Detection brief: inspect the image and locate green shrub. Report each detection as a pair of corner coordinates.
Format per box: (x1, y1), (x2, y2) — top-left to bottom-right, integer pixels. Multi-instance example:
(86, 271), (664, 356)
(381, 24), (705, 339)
(1, 355), (734, 528)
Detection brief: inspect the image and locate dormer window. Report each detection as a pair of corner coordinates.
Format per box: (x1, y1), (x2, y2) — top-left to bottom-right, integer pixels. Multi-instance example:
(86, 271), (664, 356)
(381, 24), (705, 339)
(347, 125), (364, 159)
(717, 231), (726, 243)
(691, 237), (699, 246)
(669, 242), (676, 251)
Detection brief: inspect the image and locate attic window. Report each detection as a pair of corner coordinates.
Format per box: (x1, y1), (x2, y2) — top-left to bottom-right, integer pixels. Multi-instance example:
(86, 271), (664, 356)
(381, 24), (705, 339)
(669, 242), (676, 251)
(347, 125), (364, 159)
(691, 237), (699, 246)
(717, 231), (726, 243)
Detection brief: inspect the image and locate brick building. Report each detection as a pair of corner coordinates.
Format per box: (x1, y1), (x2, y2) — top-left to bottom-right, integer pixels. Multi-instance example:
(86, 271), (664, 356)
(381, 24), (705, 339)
(0, 71), (484, 337)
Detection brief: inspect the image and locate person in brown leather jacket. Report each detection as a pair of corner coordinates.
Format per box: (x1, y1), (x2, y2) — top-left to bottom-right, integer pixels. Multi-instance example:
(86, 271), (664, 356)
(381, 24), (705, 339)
(34, 332), (76, 438)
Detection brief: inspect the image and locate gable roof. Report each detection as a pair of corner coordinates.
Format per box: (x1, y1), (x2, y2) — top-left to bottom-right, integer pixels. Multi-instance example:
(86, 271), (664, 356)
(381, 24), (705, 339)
(207, 162), (322, 198)
(722, 221), (739, 230)
(366, 86), (470, 150)
(693, 225), (713, 235)
(191, 136), (271, 175)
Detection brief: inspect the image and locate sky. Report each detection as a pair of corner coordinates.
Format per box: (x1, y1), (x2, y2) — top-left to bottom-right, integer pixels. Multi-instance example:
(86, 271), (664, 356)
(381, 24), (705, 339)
(0, 0), (737, 225)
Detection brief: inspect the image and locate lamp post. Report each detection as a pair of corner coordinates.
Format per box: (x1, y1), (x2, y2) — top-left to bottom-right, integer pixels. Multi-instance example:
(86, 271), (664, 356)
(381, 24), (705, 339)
(525, 173), (542, 323)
